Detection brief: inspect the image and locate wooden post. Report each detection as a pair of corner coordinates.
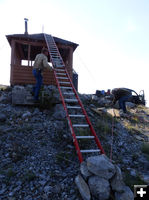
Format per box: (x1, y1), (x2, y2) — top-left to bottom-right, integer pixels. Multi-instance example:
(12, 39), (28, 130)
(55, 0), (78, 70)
(28, 45), (31, 66)
(10, 40), (16, 85)
(68, 47), (73, 79)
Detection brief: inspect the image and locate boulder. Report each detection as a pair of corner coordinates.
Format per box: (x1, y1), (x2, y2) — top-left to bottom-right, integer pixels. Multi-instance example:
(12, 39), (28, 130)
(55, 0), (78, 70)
(106, 108), (120, 117)
(0, 113), (7, 122)
(22, 111), (32, 119)
(91, 95), (98, 101)
(115, 186), (134, 200)
(52, 104), (66, 120)
(80, 161), (92, 180)
(88, 175), (110, 200)
(98, 98), (112, 107)
(126, 102), (136, 109)
(87, 155), (116, 179)
(75, 175), (91, 200)
(110, 165), (125, 192)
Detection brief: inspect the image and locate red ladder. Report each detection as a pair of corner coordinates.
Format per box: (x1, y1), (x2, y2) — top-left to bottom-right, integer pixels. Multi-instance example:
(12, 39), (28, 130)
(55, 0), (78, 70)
(44, 34), (105, 163)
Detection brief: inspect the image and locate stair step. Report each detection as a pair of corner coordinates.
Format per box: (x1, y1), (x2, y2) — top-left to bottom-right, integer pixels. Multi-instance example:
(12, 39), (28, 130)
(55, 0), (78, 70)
(67, 106), (81, 109)
(69, 114), (85, 118)
(80, 149), (100, 153)
(76, 136), (94, 139)
(73, 124), (89, 128)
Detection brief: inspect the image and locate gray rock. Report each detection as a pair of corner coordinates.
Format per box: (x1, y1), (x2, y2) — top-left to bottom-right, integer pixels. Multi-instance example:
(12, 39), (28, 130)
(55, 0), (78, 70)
(80, 161), (92, 180)
(92, 95), (98, 101)
(115, 186), (133, 200)
(53, 121), (65, 132)
(140, 173), (149, 184)
(0, 94), (11, 103)
(75, 175), (91, 200)
(110, 165), (125, 192)
(126, 102), (136, 109)
(88, 175), (110, 200)
(130, 169), (137, 177)
(87, 155), (116, 179)
(39, 180), (47, 186)
(9, 191), (15, 197)
(44, 185), (52, 193)
(52, 184), (61, 194)
(22, 111), (32, 119)
(0, 113), (6, 122)
(80, 94), (92, 102)
(97, 98), (111, 107)
(52, 104), (66, 119)
(0, 188), (6, 195)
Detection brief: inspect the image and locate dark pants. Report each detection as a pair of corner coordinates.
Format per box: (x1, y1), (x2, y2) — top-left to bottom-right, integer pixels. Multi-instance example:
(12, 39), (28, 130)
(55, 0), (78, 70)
(119, 95), (131, 113)
(32, 69), (43, 100)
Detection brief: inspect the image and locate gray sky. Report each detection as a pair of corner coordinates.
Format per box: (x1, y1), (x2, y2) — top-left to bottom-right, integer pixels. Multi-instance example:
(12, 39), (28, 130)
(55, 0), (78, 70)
(0, 0), (149, 104)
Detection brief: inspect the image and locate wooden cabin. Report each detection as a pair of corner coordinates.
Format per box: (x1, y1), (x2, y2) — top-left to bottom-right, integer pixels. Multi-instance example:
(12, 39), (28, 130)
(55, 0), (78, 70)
(6, 33), (78, 86)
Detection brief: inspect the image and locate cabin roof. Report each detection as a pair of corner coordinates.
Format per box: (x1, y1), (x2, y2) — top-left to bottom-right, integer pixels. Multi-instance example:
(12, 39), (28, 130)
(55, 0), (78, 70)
(6, 33), (78, 51)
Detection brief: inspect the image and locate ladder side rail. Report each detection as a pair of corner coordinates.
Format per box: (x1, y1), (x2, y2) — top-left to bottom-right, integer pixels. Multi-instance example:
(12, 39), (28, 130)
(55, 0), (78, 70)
(63, 68), (105, 154)
(44, 34), (105, 156)
(44, 34), (58, 66)
(53, 69), (83, 163)
(46, 33), (105, 155)
(44, 34), (83, 162)
(44, 34), (64, 66)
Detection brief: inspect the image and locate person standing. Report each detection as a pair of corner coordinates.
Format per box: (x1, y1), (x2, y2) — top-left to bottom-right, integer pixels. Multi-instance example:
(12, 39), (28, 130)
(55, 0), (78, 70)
(32, 48), (53, 102)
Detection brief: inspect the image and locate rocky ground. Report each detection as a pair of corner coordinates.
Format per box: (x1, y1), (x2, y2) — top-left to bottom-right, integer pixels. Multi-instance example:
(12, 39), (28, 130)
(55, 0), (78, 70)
(0, 85), (149, 200)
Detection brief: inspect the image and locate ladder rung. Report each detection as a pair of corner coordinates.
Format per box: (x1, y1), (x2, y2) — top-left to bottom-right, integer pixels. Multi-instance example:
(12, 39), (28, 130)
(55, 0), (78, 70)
(67, 106), (81, 109)
(69, 115), (85, 118)
(80, 149), (100, 153)
(55, 65), (65, 68)
(53, 60), (62, 63)
(52, 57), (61, 59)
(53, 59), (62, 62)
(50, 48), (57, 50)
(51, 52), (58, 54)
(49, 45), (57, 48)
(52, 56), (60, 58)
(56, 73), (66, 75)
(59, 81), (70, 84)
(73, 124), (89, 128)
(57, 77), (69, 80)
(65, 99), (78, 102)
(76, 136), (94, 139)
(55, 69), (65, 72)
(60, 87), (72, 89)
(63, 92), (74, 95)
(54, 59), (63, 61)
(53, 57), (60, 60)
